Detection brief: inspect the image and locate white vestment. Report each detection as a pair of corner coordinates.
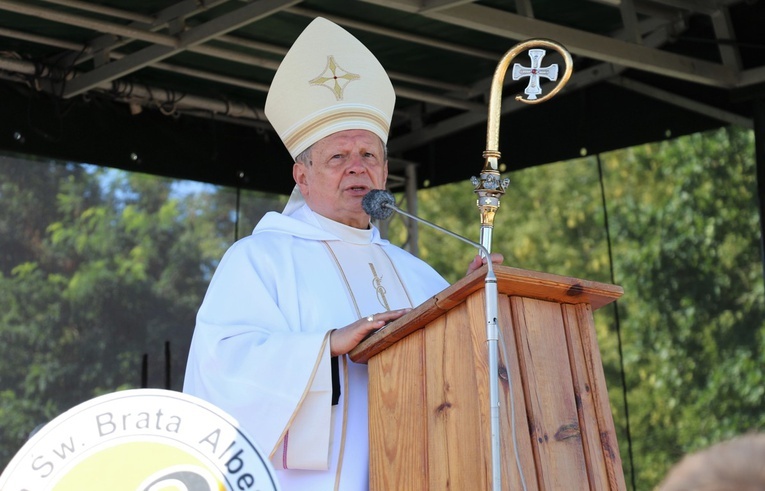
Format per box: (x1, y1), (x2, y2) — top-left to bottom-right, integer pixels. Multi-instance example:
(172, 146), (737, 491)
(183, 203), (449, 490)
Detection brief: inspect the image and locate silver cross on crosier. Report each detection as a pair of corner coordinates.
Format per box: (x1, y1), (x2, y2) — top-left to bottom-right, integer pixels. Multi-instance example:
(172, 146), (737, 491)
(511, 48), (559, 100)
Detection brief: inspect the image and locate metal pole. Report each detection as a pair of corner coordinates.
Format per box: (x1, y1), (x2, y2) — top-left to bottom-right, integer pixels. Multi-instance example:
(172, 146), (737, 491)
(754, 98), (765, 289)
(405, 163), (419, 257)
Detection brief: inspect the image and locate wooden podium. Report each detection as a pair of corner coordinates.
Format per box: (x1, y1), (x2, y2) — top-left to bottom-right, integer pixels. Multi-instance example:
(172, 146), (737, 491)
(350, 265), (626, 490)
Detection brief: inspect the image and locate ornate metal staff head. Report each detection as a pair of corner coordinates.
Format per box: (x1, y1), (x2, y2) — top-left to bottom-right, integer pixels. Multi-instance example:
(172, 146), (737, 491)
(472, 39), (573, 252)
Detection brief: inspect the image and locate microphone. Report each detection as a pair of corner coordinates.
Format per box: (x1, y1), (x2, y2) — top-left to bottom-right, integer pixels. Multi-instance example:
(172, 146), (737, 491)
(362, 189), (396, 220)
(363, 189), (492, 268)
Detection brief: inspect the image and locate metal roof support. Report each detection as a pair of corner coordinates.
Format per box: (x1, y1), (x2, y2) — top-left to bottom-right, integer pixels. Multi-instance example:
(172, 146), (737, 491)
(286, 6), (500, 61)
(754, 98), (765, 289)
(60, 0), (301, 98)
(515, 0), (534, 18)
(389, 61), (623, 153)
(2, 3), (488, 111)
(648, 0), (736, 15)
(39, 0), (154, 24)
(709, 8), (743, 72)
(618, 0), (643, 45)
(361, 0), (740, 88)
(0, 0), (174, 45)
(0, 27), (271, 93)
(0, 55), (266, 120)
(47, 0), (239, 68)
(608, 77), (753, 129)
(405, 162), (420, 257)
(391, 14), (681, 151)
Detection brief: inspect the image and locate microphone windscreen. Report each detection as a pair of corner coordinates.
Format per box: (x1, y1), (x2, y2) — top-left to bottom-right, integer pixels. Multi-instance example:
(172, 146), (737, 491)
(362, 189), (395, 220)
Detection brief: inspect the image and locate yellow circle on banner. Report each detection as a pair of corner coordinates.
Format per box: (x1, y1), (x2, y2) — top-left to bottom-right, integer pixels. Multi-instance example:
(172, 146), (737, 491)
(0, 389), (279, 491)
(51, 441), (223, 491)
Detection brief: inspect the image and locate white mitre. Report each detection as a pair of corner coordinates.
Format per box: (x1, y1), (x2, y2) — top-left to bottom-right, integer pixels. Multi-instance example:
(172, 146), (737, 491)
(265, 17), (395, 159)
(264, 17), (395, 214)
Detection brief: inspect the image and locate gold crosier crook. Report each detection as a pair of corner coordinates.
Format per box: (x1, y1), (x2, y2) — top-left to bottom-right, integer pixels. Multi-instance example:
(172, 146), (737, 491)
(473, 39), (573, 252)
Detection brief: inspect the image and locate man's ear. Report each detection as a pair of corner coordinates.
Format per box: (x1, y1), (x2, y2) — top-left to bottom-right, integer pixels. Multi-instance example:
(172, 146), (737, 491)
(293, 162), (308, 192)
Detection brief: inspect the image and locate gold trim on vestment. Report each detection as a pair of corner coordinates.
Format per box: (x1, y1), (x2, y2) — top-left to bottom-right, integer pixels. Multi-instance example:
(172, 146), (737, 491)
(322, 241), (363, 316)
(268, 333), (331, 460)
(379, 248), (416, 309)
(321, 240), (414, 488)
(368, 262), (390, 310)
(321, 241), (358, 489)
(334, 355), (349, 491)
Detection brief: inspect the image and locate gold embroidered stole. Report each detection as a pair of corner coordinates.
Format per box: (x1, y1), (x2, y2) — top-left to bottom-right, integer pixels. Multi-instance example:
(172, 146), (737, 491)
(322, 240), (414, 490)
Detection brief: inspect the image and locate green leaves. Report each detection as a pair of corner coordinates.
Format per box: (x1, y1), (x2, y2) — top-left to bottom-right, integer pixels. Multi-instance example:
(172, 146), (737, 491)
(0, 127), (760, 488)
(386, 126), (762, 489)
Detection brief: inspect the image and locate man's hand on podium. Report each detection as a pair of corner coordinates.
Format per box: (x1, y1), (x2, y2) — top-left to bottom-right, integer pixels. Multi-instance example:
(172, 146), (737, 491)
(330, 308), (412, 356)
(466, 253), (504, 276)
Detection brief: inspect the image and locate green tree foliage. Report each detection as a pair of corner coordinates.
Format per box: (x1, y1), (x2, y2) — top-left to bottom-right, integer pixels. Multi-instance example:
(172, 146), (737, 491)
(0, 157), (283, 468)
(389, 126), (762, 489)
(605, 127), (765, 488)
(1, 127), (762, 490)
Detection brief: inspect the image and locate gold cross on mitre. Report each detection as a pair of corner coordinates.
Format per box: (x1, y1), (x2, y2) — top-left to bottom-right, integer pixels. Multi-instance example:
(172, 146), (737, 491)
(309, 55), (361, 101)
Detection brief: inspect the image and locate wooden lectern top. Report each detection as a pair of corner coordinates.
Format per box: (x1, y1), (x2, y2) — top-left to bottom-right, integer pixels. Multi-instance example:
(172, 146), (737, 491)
(350, 264), (623, 364)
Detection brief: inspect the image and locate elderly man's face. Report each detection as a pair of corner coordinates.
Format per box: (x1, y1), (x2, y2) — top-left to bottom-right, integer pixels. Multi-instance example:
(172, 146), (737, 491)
(293, 129), (388, 228)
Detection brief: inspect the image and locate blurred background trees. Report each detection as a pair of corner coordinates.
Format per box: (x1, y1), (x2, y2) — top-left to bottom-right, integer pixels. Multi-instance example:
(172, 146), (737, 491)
(391, 125), (764, 489)
(1, 126), (762, 489)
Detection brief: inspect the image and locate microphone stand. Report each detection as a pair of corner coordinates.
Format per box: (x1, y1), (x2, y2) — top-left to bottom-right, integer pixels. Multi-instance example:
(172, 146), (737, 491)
(382, 203), (502, 490)
(469, 38), (571, 490)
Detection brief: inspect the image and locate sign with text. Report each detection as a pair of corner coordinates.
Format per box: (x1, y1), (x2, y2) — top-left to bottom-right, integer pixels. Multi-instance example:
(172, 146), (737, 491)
(0, 389), (279, 491)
